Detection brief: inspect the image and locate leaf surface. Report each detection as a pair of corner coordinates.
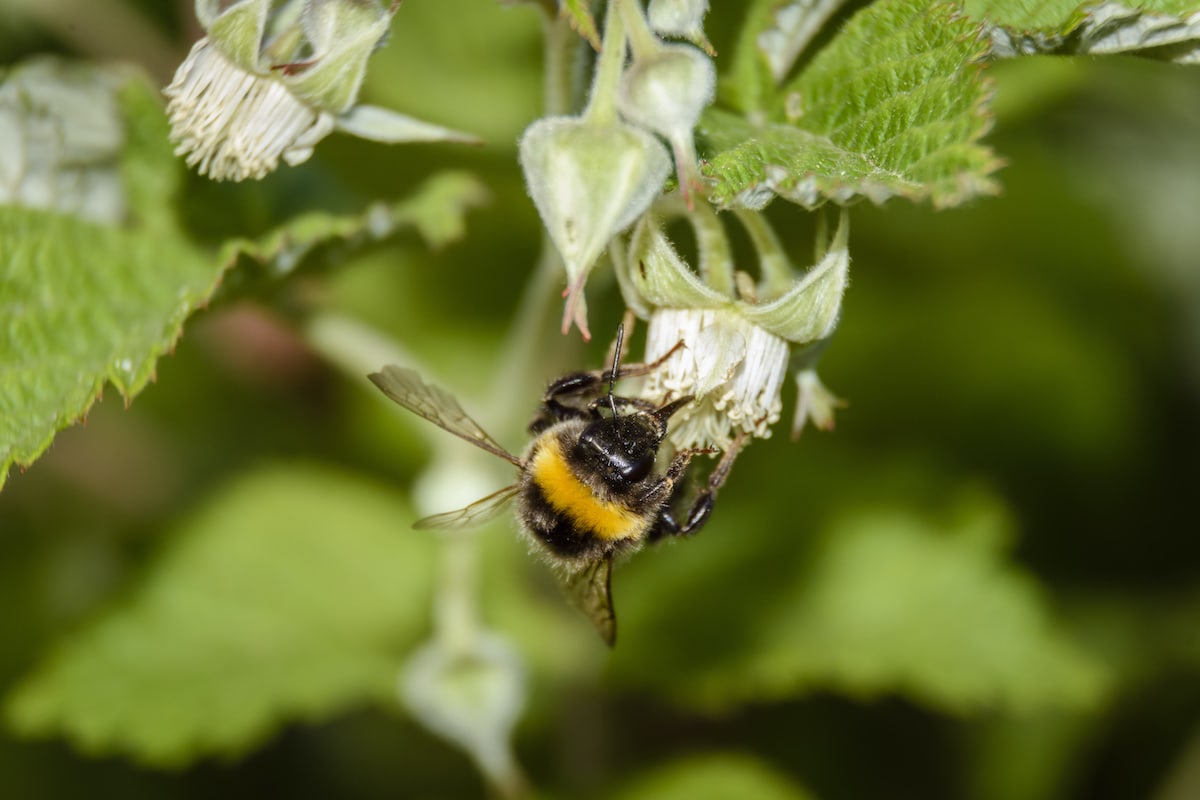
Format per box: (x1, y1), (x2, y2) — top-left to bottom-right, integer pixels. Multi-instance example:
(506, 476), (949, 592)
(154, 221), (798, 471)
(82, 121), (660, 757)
(616, 493), (1109, 714)
(617, 754), (818, 800)
(704, 0), (1000, 209)
(0, 73), (225, 490)
(965, 0), (1200, 60)
(6, 465), (434, 766)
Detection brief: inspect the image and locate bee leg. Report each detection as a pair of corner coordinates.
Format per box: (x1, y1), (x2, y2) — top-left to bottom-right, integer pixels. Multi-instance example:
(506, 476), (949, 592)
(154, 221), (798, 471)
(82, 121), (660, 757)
(644, 446), (709, 539)
(614, 338), (687, 380)
(657, 434), (748, 537)
(542, 339), (687, 405)
(532, 339), (688, 430)
(536, 372), (609, 426)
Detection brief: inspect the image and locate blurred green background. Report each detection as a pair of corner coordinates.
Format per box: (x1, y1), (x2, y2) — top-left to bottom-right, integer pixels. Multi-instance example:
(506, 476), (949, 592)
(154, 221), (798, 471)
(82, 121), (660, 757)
(2, 1), (1200, 798)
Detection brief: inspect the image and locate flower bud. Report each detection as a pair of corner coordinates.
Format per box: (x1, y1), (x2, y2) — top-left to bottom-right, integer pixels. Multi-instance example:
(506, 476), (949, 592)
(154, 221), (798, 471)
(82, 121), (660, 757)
(614, 0), (714, 206)
(648, 0), (714, 55)
(518, 116), (670, 339)
(617, 44), (715, 204)
(402, 634), (527, 797)
(792, 366), (846, 439)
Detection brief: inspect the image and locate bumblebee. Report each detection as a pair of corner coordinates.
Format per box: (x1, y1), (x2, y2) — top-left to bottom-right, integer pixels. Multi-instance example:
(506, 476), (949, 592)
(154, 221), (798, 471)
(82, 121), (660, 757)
(368, 326), (741, 645)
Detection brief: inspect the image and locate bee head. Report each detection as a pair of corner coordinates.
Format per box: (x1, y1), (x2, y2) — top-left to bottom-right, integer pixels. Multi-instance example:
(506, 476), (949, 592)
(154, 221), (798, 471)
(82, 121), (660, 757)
(574, 396), (693, 488)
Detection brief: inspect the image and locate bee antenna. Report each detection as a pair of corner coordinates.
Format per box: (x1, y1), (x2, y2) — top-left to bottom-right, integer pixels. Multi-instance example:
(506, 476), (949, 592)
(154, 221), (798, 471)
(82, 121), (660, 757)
(607, 322), (624, 419)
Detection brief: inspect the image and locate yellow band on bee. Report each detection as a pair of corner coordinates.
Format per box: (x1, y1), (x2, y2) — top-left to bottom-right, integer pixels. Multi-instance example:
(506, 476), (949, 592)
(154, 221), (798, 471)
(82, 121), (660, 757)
(531, 439), (641, 542)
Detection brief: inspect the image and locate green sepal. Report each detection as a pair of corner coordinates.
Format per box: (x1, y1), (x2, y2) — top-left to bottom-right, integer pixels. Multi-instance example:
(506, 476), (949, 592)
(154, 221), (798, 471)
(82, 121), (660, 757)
(740, 209), (849, 343)
(284, 0), (392, 112)
(194, 0), (222, 29)
(335, 105), (482, 145)
(626, 213), (733, 309)
(207, 0), (271, 71)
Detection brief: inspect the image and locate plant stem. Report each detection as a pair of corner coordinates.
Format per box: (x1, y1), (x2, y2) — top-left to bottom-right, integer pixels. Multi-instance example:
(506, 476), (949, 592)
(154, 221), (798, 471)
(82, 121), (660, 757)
(541, 4), (577, 119)
(583, 0), (627, 125)
(304, 310), (418, 384)
(436, 530), (480, 655)
(617, 0), (660, 61)
(489, 10), (587, 430)
(734, 208), (794, 301)
(688, 199), (735, 298)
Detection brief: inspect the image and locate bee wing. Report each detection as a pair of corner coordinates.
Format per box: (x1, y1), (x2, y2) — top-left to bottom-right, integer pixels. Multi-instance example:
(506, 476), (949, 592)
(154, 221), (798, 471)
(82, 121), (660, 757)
(558, 556), (616, 647)
(369, 366), (521, 467)
(413, 484), (521, 531)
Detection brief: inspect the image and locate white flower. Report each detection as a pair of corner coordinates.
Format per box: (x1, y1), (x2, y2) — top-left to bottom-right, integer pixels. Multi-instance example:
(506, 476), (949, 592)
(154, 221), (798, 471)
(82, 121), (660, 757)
(643, 308), (790, 449)
(165, 37), (334, 181)
(617, 203), (850, 450)
(165, 0), (477, 182)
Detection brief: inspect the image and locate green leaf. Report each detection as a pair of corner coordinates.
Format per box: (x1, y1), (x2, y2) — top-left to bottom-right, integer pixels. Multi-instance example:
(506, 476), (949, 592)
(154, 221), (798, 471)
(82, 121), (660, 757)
(0, 66), (484, 493)
(561, 0), (602, 50)
(723, 0), (790, 114)
(626, 492), (1109, 714)
(616, 753), (818, 800)
(702, 0), (1001, 209)
(220, 170), (490, 275)
(0, 69), (227, 491)
(5, 464), (434, 767)
(723, 0), (852, 114)
(965, 0), (1200, 61)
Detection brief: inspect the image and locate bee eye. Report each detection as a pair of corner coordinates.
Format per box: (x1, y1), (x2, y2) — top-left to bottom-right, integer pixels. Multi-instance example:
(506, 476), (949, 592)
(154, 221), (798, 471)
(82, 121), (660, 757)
(578, 422), (656, 485)
(620, 451), (654, 483)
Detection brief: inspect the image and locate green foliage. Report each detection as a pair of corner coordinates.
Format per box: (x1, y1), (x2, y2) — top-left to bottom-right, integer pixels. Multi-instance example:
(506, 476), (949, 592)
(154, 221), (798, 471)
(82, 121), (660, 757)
(722, 0), (790, 114)
(1, 2), (1198, 799)
(5, 465), (434, 766)
(617, 753), (817, 800)
(966, 0), (1200, 59)
(703, 0), (1000, 209)
(727, 501), (1105, 712)
(221, 171), (489, 273)
(560, 0), (602, 49)
(0, 75), (223, 490)
(612, 490), (1107, 714)
(0, 77), (484, 491)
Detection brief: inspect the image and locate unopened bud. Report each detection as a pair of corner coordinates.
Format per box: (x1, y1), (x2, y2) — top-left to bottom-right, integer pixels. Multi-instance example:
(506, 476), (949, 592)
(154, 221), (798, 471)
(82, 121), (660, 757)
(519, 116), (670, 339)
(402, 634), (527, 797)
(648, 0), (714, 54)
(617, 44), (715, 203)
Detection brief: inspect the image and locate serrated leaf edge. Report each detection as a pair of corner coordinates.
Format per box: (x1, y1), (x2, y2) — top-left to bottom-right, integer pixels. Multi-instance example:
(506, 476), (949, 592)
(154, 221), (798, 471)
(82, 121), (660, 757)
(705, 2), (1005, 210)
(983, 1), (1200, 60)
